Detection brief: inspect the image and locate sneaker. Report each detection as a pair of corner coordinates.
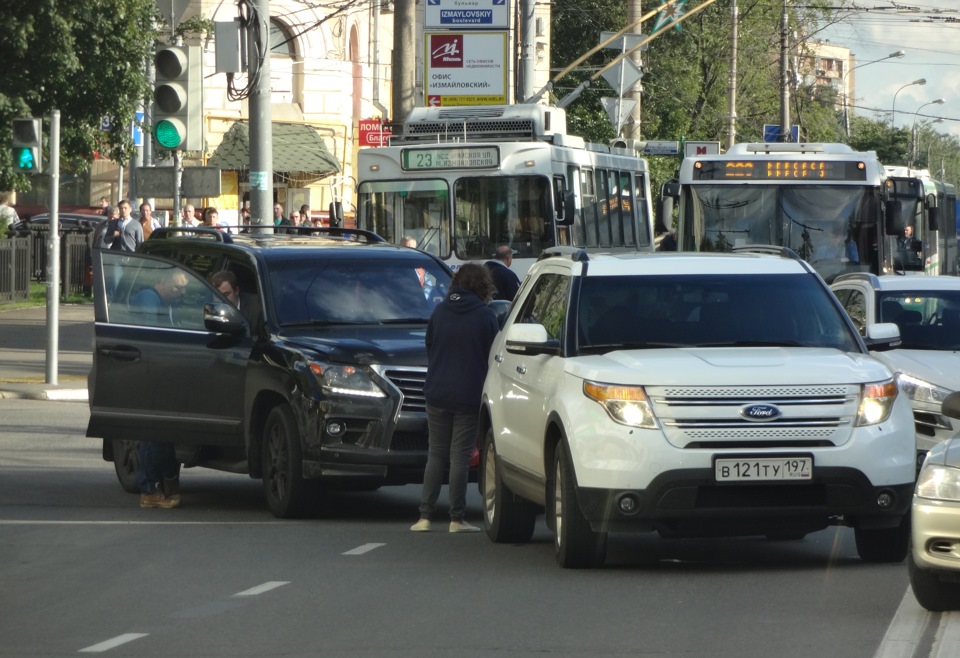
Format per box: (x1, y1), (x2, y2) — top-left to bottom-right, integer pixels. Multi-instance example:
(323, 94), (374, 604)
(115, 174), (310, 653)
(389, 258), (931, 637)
(139, 491), (180, 509)
(410, 518), (432, 532)
(449, 520), (481, 533)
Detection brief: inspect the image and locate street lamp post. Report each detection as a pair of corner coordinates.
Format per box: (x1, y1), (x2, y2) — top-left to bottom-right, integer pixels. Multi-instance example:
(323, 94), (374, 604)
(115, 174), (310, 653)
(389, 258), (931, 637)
(911, 98), (945, 168)
(891, 78), (926, 162)
(843, 49), (905, 137)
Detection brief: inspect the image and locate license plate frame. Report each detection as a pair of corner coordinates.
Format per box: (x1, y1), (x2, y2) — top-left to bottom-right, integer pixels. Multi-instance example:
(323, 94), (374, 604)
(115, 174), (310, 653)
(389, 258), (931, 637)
(714, 454), (813, 482)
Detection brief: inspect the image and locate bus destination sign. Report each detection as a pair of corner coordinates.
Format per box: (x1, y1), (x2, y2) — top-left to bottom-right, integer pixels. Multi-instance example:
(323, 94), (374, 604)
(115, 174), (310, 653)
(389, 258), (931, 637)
(694, 159), (868, 181)
(401, 146), (500, 171)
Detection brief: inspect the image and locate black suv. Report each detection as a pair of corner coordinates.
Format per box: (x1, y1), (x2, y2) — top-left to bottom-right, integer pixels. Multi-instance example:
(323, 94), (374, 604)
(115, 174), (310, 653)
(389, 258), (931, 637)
(87, 228), (452, 517)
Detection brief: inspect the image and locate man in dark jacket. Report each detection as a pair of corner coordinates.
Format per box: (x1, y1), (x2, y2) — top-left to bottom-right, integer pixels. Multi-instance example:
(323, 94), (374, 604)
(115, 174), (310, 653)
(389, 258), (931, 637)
(413, 263), (499, 533)
(484, 245), (521, 301)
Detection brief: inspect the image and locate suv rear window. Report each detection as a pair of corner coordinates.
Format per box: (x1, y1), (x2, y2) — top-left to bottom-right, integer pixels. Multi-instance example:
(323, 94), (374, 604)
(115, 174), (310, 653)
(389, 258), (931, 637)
(269, 257), (450, 325)
(577, 273), (859, 352)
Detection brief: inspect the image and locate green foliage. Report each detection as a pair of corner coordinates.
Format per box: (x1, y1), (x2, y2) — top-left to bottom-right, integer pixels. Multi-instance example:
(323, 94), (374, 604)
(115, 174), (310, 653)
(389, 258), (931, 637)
(0, 0), (156, 192)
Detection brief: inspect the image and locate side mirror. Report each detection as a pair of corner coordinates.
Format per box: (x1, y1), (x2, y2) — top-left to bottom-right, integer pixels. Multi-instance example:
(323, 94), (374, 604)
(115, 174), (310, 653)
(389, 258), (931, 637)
(863, 321), (901, 352)
(927, 194), (940, 231)
(505, 323), (560, 355)
(942, 392), (960, 419)
(560, 190), (576, 226)
(884, 200), (904, 236)
(203, 302), (247, 335)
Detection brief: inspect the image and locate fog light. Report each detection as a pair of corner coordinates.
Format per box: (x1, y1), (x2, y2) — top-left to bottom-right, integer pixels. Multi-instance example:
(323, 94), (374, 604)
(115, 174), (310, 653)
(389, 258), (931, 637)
(617, 494), (640, 516)
(876, 490), (895, 510)
(326, 421), (345, 437)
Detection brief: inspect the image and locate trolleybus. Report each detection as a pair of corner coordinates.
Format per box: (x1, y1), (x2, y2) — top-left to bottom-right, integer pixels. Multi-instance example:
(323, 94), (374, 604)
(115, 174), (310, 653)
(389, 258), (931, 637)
(662, 142), (898, 282)
(356, 104), (655, 275)
(883, 166), (957, 276)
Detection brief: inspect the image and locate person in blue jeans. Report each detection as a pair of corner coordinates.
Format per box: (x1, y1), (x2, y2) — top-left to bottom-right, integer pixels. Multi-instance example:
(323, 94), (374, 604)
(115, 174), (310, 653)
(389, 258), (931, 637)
(411, 263), (499, 533)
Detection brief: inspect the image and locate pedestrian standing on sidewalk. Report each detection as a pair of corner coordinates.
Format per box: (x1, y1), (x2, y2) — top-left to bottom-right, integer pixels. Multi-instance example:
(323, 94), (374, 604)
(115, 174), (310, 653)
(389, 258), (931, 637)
(411, 263), (499, 534)
(103, 199), (143, 252)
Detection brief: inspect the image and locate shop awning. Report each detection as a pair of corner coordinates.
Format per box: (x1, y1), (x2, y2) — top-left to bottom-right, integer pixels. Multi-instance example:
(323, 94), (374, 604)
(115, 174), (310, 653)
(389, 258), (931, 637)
(209, 121), (341, 180)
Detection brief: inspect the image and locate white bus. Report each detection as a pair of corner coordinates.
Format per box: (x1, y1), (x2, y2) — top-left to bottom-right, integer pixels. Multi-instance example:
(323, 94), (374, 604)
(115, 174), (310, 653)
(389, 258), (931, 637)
(662, 142), (893, 283)
(356, 104), (655, 275)
(883, 166), (957, 276)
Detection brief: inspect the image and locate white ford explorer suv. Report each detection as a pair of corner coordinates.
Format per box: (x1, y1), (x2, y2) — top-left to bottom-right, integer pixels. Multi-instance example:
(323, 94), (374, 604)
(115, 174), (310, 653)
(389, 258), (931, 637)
(479, 248), (917, 568)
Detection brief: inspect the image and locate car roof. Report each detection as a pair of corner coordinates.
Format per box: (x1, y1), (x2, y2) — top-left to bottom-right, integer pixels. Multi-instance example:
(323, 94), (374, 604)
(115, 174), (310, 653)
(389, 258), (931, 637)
(533, 250), (810, 277)
(832, 273), (960, 292)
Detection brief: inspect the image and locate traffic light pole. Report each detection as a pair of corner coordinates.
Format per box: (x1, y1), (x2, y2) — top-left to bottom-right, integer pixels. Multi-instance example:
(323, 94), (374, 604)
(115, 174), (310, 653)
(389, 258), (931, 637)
(45, 109), (60, 385)
(249, 0), (273, 230)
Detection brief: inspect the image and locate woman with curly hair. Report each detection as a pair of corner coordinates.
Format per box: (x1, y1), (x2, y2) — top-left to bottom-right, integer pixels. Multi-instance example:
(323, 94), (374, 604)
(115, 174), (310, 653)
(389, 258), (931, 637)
(411, 263), (499, 533)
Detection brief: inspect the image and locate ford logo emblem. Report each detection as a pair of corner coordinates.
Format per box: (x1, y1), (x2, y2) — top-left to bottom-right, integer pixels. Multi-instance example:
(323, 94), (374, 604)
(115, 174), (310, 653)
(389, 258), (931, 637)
(740, 404), (782, 422)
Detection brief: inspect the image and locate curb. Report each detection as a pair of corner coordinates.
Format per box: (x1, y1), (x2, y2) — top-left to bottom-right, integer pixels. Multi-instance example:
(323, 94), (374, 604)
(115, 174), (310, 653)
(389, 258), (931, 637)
(0, 389), (88, 402)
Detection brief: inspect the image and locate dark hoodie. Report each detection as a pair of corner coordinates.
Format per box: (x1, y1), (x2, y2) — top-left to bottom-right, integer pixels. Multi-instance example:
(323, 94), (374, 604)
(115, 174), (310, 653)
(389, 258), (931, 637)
(423, 287), (500, 413)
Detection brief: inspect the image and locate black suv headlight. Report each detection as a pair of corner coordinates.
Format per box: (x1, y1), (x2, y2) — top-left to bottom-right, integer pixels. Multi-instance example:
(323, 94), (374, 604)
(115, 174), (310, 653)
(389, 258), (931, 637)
(308, 362), (386, 399)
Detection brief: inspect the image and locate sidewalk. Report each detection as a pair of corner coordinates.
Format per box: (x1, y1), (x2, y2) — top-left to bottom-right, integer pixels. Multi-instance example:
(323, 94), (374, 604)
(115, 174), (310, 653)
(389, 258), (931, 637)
(0, 304), (93, 402)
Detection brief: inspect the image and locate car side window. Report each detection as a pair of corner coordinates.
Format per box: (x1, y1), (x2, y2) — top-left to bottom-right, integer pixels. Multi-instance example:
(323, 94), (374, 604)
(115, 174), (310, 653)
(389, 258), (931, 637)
(838, 288), (867, 334)
(101, 252), (213, 331)
(516, 273), (568, 340)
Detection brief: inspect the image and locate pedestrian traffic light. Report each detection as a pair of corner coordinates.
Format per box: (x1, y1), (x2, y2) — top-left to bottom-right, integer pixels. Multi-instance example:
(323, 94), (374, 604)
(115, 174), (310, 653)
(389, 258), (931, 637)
(153, 45), (202, 151)
(12, 117), (42, 174)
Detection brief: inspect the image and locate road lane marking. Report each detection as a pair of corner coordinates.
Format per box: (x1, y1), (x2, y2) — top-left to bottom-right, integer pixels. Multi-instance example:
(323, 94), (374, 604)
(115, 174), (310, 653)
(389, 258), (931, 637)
(936, 611), (960, 658)
(233, 581), (290, 597)
(79, 633), (148, 653)
(0, 520), (286, 525)
(874, 589), (937, 658)
(343, 543), (386, 555)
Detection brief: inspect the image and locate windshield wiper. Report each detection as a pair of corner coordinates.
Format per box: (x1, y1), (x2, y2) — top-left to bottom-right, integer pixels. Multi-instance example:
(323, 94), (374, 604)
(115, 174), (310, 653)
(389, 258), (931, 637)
(696, 340), (805, 347)
(582, 341), (686, 352)
(378, 317), (430, 325)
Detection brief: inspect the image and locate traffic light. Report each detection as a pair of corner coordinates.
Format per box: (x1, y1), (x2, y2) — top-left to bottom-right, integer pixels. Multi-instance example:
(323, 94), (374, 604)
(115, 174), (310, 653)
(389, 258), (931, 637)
(153, 45), (202, 150)
(12, 117), (42, 174)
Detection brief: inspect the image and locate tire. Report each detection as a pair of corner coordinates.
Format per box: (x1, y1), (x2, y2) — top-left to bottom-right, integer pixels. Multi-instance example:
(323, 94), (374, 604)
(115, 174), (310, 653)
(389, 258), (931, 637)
(552, 442), (607, 569)
(261, 405), (316, 518)
(909, 556), (960, 612)
(481, 428), (537, 543)
(855, 517), (910, 563)
(112, 439), (140, 494)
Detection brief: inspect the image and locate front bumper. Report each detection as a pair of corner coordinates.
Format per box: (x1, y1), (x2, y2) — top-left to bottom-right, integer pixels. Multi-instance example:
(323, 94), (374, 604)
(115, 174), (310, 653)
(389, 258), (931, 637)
(912, 497), (960, 572)
(577, 466), (914, 536)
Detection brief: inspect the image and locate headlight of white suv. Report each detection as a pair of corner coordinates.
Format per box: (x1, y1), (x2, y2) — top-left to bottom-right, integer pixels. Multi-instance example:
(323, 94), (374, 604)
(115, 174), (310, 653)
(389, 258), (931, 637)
(583, 381), (658, 429)
(855, 378), (898, 426)
(308, 362), (386, 398)
(916, 462), (960, 502)
(897, 373), (952, 406)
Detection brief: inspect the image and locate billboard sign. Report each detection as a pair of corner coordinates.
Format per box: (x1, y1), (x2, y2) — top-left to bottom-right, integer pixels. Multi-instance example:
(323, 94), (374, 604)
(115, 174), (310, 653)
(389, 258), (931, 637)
(425, 0), (509, 29)
(424, 32), (508, 107)
(358, 118), (392, 147)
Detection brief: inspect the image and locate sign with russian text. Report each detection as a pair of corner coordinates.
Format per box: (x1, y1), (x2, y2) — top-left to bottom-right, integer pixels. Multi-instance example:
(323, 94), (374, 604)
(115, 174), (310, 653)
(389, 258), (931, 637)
(425, 0), (509, 29)
(424, 33), (508, 107)
(358, 118), (392, 147)
(401, 146), (500, 171)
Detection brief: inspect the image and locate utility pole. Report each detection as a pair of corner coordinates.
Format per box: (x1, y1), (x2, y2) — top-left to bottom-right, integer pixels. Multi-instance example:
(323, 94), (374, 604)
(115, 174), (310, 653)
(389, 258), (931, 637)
(624, 0), (643, 140)
(518, 0), (536, 101)
(726, 0), (738, 149)
(45, 110), (60, 385)
(779, 0), (791, 141)
(249, 0), (273, 228)
(392, 0), (416, 127)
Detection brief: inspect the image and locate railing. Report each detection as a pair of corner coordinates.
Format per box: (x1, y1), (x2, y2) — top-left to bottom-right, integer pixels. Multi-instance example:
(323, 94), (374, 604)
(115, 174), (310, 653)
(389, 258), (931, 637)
(4, 226), (97, 300)
(0, 237), (31, 302)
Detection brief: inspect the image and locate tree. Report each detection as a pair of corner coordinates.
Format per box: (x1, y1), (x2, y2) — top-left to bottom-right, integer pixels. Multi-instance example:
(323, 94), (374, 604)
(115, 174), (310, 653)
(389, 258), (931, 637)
(0, 0), (156, 192)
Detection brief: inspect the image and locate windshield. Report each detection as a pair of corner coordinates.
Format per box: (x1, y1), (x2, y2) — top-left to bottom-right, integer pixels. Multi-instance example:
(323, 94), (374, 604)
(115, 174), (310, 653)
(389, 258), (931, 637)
(877, 290), (960, 350)
(680, 184), (880, 283)
(268, 257), (451, 326)
(356, 179), (450, 257)
(453, 175), (556, 261)
(577, 273), (859, 353)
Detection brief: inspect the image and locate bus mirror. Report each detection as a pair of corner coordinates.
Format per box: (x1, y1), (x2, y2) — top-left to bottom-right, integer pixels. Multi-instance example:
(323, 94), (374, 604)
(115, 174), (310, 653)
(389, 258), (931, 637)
(928, 195), (940, 231)
(560, 191), (576, 226)
(658, 197), (674, 234)
(884, 200), (903, 236)
(661, 180), (681, 199)
(329, 201), (344, 227)
(554, 185), (565, 222)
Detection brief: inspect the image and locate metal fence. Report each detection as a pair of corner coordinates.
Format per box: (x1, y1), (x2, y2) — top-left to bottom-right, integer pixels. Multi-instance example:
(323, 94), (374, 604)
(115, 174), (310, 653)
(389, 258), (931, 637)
(3, 227), (97, 300)
(0, 237), (31, 302)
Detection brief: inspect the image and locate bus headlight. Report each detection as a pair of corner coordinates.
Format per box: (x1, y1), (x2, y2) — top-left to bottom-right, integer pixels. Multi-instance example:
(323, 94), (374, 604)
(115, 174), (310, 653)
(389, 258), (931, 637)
(583, 381), (658, 429)
(856, 379), (898, 426)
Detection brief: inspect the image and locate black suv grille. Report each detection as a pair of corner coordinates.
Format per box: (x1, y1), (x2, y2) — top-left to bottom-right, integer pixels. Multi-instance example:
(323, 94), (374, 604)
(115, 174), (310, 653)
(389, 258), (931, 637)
(383, 368), (427, 414)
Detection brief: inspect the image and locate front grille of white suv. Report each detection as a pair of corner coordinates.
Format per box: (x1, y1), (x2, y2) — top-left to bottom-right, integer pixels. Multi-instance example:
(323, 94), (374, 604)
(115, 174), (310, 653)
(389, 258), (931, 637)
(648, 384), (861, 449)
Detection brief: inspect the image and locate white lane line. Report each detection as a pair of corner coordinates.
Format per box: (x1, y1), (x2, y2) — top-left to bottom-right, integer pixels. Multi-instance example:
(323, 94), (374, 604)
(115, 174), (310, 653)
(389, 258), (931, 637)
(233, 581), (290, 597)
(0, 521), (285, 525)
(935, 611), (960, 657)
(342, 543), (386, 555)
(874, 589), (935, 658)
(79, 633), (149, 653)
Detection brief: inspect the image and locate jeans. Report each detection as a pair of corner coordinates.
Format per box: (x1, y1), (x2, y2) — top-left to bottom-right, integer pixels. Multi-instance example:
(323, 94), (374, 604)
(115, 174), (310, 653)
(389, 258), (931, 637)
(419, 405), (479, 521)
(136, 440), (181, 494)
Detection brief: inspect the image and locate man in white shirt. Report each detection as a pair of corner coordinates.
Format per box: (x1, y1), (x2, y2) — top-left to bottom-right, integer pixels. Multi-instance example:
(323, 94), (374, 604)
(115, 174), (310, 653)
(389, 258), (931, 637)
(181, 204), (199, 227)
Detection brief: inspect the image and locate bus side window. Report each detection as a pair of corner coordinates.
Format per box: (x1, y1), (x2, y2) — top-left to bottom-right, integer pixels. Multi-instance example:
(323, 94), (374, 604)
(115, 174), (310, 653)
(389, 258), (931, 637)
(581, 168), (599, 248)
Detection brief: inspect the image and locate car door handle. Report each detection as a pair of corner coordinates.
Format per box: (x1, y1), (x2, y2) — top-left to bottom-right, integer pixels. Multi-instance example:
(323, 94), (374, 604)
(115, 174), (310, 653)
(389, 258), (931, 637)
(494, 353), (503, 362)
(516, 364), (526, 375)
(99, 345), (141, 361)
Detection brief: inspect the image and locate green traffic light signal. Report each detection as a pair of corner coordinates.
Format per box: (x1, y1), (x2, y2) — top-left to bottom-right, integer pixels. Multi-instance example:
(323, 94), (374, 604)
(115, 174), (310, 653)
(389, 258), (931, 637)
(14, 146), (37, 172)
(154, 119), (185, 149)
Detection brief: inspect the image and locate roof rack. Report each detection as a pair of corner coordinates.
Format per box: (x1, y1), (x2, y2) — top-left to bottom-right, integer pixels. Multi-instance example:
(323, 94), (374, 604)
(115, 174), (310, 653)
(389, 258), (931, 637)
(731, 244), (801, 261)
(538, 246), (589, 262)
(298, 226), (386, 243)
(149, 227), (232, 243)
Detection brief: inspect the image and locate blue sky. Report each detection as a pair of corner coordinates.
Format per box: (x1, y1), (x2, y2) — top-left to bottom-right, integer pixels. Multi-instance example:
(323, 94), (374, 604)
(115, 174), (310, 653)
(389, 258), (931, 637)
(817, 0), (960, 139)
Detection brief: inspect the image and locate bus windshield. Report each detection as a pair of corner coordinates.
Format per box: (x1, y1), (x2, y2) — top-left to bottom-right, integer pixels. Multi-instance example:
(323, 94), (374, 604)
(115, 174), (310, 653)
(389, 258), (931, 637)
(681, 184), (879, 282)
(357, 179), (450, 257)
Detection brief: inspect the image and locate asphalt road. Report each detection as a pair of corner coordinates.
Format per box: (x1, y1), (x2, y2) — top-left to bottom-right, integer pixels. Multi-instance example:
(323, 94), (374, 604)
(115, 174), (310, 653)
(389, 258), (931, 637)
(0, 399), (956, 658)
